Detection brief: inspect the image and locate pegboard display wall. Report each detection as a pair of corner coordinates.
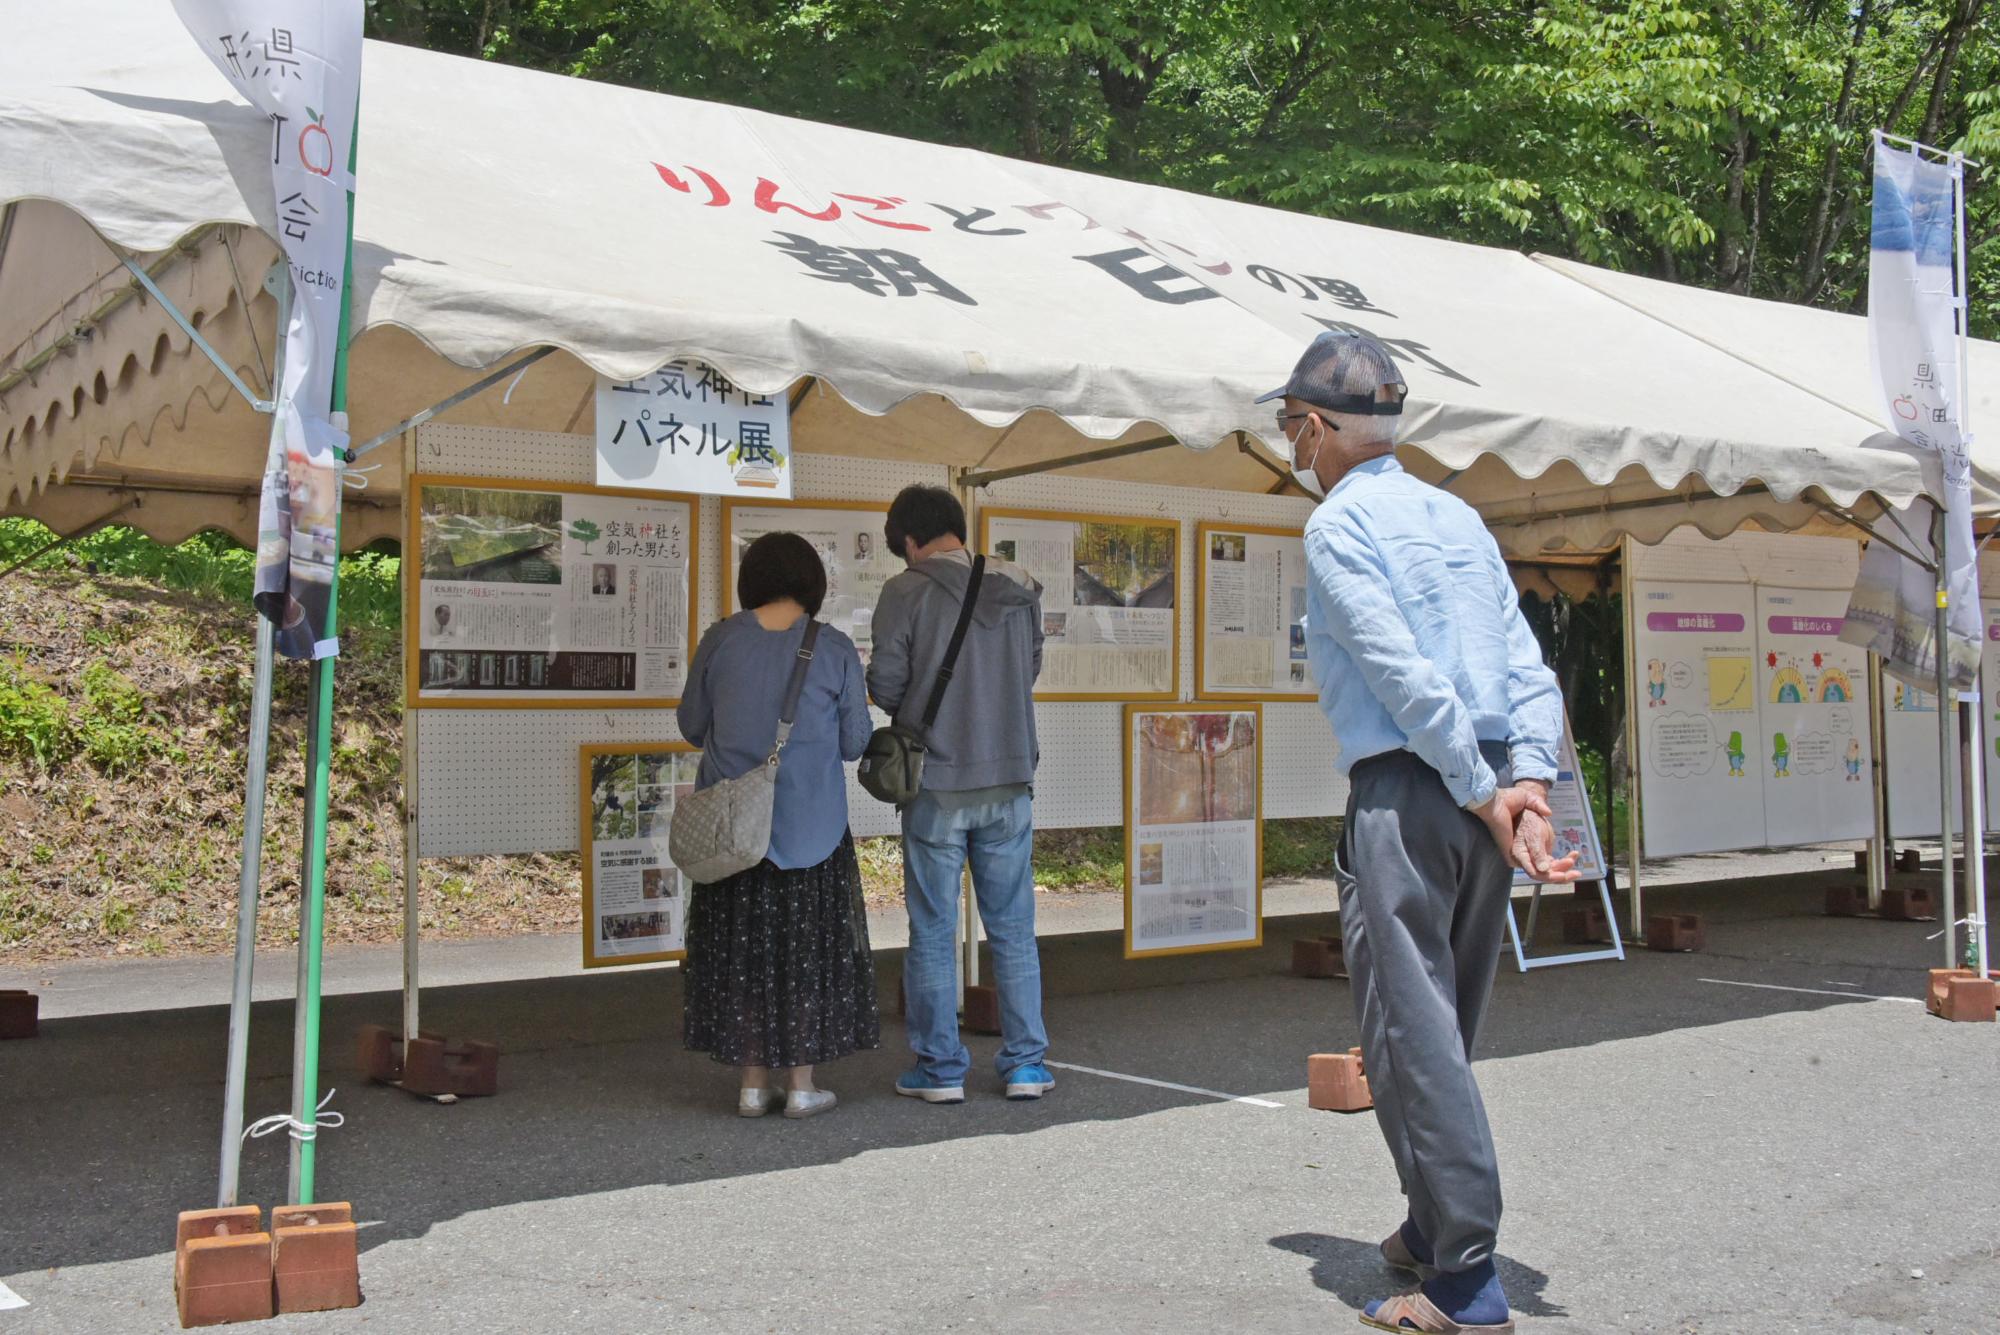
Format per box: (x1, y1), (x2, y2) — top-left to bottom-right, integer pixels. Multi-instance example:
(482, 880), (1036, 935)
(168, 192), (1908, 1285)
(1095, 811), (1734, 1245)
(409, 426), (1344, 856)
(413, 425), (952, 855)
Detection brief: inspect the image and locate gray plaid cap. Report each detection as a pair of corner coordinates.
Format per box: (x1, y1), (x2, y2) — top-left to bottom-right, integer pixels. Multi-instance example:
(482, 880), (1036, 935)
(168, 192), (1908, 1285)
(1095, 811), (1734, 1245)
(1256, 331), (1408, 415)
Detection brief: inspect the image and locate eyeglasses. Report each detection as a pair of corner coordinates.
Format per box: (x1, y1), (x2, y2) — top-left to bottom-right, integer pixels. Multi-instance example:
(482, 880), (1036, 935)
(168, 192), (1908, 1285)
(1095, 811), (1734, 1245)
(1274, 410), (1337, 432)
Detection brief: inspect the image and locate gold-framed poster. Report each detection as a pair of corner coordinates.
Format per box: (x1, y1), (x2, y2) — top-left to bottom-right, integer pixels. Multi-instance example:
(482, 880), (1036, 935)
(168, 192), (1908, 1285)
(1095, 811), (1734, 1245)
(1123, 702), (1263, 959)
(722, 498), (899, 662)
(1194, 521), (1315, 701)
(979, 507), (1180, 701)
(579, 741), (701, 967)
(406, 474), (699, 708)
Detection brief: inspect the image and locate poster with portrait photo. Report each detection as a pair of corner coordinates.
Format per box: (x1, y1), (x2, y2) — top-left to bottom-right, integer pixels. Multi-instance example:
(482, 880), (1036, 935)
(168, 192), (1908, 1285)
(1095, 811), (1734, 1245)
(580, 742), (698, 966)
(409, 475), (698, 709)
(1196, 523), (1315, 700)
(724, 500), (901, 663)
(1123, 704), (1262, 958)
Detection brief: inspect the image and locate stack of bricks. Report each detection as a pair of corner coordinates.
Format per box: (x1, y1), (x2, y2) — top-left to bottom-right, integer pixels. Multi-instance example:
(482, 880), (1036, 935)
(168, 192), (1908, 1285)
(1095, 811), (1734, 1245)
(1307, 1048), (1371, 1112)
(357, 1024), (499, 1098)
(1927, 968), (1997, 1023)
(174, 1204), (360, 1327)
(1879, 885), (1938, 921)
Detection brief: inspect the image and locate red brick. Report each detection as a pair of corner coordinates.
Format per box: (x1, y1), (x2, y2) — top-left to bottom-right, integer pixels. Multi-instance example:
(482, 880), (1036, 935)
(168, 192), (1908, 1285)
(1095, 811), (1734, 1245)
(175, 1206), (262, 1254)
(1561, 907), (1609, 945)
(1895, 848), (1922, 873)
(962, 984), (1001, 1036)
(1645, 914), (1705, 953)
(1927, 968), (1975, 1016)
(1825, 885), (1867, 917)
(1941, 976), (1997, 1024)
(0, 989), (36, 1040)
(1307, 1048), (1372, 1113)
(1291, 936), (1347, 979)
(356, 1024), (403, 1082)
(272, 1220), (361, 1314)
(271, 1202), (352, 1232)
(402, 1034), (499, 1098)
(176, 1232), (274, 1327)
(1881, 886), (1938, 920)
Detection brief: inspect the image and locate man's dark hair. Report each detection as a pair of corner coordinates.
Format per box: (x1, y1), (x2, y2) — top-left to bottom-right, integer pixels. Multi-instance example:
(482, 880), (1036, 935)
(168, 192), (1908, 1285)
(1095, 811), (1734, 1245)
(737, 531), (827, 616)
(884, 485), (966, 556)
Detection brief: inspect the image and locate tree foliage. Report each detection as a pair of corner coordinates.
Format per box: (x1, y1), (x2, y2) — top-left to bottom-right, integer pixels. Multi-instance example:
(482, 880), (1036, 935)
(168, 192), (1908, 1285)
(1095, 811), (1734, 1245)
(365, 0), (1996, 333)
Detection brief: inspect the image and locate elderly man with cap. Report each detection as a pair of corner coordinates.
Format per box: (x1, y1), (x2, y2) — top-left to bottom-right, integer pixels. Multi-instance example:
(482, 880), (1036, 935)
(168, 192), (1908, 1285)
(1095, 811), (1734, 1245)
(1265, 332), (1580, 1333)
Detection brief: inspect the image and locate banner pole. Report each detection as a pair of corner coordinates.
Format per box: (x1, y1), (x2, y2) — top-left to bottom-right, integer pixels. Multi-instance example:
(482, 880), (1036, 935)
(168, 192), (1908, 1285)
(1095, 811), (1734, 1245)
(217, 271), (291, 1208)
(1867, 652), (1889, 911)
(1934, 508), (1959, 970)
(1951, 152), (1987, 975)
(286, 90), (361, 1208)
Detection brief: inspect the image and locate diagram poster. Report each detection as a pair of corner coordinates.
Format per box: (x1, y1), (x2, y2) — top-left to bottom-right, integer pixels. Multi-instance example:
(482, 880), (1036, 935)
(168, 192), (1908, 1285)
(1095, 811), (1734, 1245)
(1633, 580), (1766, 856)
(1123, 704), (1262, 958)
(1516, 721), (1607, 885)
(1195, 523), (1314, 700)
(1755, 587), (1874, 846)
(982, 509), (1179, 700)
(580, 743), (698, 967)
(724, 500), (900, 663)
(407, 475), (698, 709)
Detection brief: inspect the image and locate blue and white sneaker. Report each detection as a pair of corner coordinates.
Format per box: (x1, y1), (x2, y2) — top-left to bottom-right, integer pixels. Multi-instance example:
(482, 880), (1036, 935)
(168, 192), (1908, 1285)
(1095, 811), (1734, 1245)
(1004, 1063), (1055, 1100)
(895, 1068), (965, 1104)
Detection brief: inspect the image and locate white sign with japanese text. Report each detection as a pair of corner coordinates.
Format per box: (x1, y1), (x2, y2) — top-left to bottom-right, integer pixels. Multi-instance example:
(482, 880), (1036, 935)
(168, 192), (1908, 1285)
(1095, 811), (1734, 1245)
(596, 361), (792, 499)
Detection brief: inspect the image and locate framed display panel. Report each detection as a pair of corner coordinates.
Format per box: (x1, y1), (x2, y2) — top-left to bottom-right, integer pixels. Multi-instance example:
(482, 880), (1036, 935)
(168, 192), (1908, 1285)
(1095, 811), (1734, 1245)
(980, 507), (1181, 702)
(579, 741), (700, 967)
(722, 498), (899, 662)
(1194, 521), (1315, 701)
(407, 474), (700, 709)
(1123, 703), (1263, 959)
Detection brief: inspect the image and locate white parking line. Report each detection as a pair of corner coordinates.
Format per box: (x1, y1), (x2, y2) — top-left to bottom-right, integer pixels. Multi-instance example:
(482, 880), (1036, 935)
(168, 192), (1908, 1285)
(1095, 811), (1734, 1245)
(1045, 1061), (1284, 1108)
(0, 1280), (27, 1311)
(1700, 978), (1922, 1004)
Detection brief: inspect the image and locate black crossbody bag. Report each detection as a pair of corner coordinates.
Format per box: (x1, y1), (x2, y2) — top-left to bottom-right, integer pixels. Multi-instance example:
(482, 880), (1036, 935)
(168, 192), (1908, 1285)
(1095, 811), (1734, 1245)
(857, 556), (984, 807)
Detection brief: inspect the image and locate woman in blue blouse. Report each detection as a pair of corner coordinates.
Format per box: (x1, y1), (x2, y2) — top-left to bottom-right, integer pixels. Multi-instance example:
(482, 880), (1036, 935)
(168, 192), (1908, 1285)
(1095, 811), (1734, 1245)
(677, 532), (879, 1119)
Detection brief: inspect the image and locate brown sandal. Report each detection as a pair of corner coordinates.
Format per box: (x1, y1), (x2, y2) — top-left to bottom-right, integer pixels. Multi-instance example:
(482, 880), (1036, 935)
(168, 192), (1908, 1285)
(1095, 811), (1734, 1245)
(1358, 1290), (1515, 1333)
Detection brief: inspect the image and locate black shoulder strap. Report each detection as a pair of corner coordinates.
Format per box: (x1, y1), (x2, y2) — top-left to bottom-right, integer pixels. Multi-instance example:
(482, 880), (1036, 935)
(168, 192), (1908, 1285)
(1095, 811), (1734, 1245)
(918, 555), (984, 732)
(769, 619), (821, 759)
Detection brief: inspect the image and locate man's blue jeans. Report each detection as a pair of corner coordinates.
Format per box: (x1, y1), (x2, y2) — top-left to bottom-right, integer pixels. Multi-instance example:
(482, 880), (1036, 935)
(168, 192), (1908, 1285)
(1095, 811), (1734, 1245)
(900, 788), (1048, 1084)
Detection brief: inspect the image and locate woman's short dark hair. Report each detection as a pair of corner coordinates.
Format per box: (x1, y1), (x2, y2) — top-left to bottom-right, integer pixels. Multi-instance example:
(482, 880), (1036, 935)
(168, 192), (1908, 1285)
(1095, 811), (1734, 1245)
(738, 531), (827, 616)
(884, 485), (966, 555)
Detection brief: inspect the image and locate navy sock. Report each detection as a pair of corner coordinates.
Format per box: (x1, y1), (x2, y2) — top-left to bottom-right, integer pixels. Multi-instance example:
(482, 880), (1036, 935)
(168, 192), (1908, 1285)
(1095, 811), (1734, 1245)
(1422, 1260), (1508, 1325)
(1398, 1218), (1435, 1266)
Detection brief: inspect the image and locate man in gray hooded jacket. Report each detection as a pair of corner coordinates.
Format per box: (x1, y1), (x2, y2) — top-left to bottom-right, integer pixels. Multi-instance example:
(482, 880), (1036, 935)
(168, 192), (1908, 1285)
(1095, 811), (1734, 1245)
(868, 485), (1052, 1104)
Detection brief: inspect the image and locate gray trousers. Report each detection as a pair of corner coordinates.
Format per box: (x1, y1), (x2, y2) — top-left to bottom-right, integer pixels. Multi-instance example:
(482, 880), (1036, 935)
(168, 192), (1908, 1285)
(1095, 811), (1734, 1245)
(1333, 743), (1513, 1274)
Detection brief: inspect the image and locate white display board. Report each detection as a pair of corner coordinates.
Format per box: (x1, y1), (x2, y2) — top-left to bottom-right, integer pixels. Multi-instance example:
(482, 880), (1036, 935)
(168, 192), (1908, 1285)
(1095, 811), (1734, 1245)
(723, 499), (900, 662)
(1124, 705), (1262, 957)
(1195, 522), (1315, 699)
(1632, 580), (1767, 856)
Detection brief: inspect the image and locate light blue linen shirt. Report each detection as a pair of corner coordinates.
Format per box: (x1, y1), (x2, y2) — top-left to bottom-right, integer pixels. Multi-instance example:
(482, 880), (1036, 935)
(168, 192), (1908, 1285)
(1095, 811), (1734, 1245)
(1302, 455), (1563, 808)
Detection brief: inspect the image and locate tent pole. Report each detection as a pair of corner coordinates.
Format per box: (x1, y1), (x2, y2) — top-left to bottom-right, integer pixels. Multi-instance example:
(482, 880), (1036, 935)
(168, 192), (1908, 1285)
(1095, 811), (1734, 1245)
(218, 267), (288, 1208)
(1933, 508), (1959, 970)
(952, 464), (980, 998)
(217, 614), (276, 1206)
(1621, 537), (1644, 938)
(958, 435), (1179, 490)
(1963, 698), (1988, 972)
(402, 429), (422, 1046)
(1867, 653), (1889, 910)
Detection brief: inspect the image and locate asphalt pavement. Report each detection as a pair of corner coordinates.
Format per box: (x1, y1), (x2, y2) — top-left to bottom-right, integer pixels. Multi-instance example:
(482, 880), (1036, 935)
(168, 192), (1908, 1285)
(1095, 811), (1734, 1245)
(3, 853), (1998, 1333)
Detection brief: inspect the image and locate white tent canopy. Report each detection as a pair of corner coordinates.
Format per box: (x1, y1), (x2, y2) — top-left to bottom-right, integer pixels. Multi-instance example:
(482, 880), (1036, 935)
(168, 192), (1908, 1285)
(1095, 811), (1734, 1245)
(0, 0), (1976, 558)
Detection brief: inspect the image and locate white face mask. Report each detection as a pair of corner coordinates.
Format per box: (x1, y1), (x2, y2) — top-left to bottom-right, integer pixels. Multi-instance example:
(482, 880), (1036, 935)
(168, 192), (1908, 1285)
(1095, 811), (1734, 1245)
(1290, 418), (1328, 499)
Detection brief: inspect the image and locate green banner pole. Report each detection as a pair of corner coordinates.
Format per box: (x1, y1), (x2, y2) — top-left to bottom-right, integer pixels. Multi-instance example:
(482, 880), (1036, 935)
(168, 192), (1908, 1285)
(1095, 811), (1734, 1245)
(288, 93), (361, 1208)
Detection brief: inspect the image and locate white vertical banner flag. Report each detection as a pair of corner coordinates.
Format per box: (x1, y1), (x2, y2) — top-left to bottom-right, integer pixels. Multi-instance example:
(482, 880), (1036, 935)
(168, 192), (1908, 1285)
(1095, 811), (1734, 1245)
(173, 2), (362, 660)
(1842, 133), (1978, 690)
